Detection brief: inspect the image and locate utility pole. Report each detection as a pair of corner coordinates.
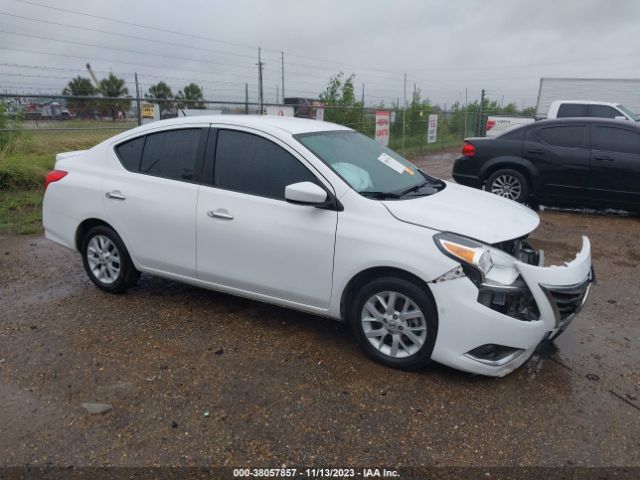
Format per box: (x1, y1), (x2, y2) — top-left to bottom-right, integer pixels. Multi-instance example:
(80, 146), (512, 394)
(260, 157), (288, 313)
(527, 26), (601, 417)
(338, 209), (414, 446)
(402, 73), (407, 152)
(276, 85), (279, 104)
(281, 51), (285, 104)
(244, 83), (249, 114)
(257, 47), (265, 114)
(134, 72), (141, 126)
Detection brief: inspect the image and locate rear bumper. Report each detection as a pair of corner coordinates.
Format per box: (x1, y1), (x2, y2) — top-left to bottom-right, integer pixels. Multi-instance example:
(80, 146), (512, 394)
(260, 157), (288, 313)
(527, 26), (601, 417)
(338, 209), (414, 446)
(429, 237), (593, 377)
(451, 157), (483, 188)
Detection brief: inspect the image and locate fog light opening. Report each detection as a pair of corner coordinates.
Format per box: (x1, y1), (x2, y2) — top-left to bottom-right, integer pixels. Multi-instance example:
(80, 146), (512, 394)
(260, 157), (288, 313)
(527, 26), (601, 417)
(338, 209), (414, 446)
(464, 344), (525, 367)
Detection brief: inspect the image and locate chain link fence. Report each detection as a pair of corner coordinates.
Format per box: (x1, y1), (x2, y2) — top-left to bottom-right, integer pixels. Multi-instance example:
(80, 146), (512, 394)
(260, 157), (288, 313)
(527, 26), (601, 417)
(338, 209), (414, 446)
(0, 93), (534, 185)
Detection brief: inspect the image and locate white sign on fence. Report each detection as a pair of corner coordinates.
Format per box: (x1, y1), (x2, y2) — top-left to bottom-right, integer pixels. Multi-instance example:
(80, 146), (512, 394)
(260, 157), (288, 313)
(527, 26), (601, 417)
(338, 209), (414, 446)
(265, 105), (294, 117)
(315, 106), (324, 121)
(375, 111), (390, 146)
(427, 114), (438, 143)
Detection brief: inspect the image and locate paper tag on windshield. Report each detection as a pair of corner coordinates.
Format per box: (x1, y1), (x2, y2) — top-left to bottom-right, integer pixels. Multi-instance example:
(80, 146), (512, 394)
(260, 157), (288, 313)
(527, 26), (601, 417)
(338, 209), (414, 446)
(378, 152), (407, 174)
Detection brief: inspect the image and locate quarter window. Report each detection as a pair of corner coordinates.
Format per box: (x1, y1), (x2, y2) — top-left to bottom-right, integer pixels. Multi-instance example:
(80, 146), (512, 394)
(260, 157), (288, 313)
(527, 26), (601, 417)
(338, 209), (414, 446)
(140, 128), (202, 181)
(535, 126), (585, 148)
(214, 130), (318, 200)
(115, 136), (145, 171)
(592, 126), (640, 155)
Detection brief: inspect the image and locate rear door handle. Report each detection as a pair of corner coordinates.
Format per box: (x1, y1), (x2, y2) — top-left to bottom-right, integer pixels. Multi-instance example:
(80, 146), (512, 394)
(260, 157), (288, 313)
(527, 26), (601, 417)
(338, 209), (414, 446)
(105, 190), (126, 200)
(594, 155), (614, 161)
(207, 209), (234, 220)
(527, 148), (544, 154)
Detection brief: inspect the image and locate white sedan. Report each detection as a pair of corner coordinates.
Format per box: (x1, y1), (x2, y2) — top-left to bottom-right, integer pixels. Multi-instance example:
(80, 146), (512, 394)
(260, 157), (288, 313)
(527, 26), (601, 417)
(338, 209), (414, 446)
(43, 116), (593, 376)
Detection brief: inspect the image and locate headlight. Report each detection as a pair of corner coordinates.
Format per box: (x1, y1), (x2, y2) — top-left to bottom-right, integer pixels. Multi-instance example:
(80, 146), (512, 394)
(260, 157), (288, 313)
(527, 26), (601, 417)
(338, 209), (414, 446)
(434, 232), (520, 286)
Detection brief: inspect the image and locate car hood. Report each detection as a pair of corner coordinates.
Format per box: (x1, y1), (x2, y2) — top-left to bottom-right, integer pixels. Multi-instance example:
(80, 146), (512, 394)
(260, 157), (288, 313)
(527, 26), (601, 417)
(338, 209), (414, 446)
(382, 182), (540, 244)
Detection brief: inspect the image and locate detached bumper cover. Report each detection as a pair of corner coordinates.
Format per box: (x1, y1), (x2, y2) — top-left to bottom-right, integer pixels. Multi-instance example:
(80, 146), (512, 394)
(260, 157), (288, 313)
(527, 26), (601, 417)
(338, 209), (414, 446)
(429, 236), (592, 376)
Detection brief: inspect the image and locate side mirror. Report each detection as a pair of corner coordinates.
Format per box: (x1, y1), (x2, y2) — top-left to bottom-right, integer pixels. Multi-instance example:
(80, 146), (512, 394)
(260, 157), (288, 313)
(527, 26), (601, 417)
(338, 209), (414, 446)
(285, 181), (327, 205)
(614, 116), (627, 121)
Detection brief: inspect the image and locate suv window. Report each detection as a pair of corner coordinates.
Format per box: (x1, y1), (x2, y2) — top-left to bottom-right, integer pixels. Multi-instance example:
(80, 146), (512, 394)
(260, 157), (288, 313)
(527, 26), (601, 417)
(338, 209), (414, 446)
(557, 104), (588, 117)
(535, 125), (585, 148)
(214, 130), (318, 200)
(592, 126), (640, 154)
(115, 136), (145, 171)
(589, 105), (622, 119)
(140, 129), (202, 181)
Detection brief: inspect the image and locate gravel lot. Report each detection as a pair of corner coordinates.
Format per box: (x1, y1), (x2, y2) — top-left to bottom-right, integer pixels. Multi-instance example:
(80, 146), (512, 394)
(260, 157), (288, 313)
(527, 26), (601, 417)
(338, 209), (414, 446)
(1, 150), (639, 468)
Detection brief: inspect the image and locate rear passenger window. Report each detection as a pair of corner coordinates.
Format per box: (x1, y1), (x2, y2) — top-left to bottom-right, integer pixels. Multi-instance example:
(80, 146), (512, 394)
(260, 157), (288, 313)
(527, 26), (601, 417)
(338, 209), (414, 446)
(214, 130), (318, 200)
(589, 105), (621, 119)
(140, 129), (201, 181)
(536, 126), (585, 148)
(115, 136), (145, 171)
(557, 104), (588, 117)
(592, 126), (640, 154)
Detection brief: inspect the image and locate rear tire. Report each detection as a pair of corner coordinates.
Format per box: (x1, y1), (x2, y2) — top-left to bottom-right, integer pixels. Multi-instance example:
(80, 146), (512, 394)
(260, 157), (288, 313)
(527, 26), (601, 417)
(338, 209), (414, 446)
(81, 225), (139, 294)
(486, 169), (530, 204)
(348, 276), (438, 370)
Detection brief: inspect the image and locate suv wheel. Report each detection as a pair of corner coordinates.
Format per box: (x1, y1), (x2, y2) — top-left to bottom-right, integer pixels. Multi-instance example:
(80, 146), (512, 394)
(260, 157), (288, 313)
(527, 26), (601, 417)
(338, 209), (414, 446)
(487, 169), (530, 204)
(81, 225), (139, 294)
(349, 277), (438, 370)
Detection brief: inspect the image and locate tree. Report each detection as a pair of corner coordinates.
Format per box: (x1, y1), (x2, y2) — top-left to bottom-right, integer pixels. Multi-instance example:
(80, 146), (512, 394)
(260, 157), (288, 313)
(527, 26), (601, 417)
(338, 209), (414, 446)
(62, 76), (97, 118)
(318, 72), (362, 130)
(98, 74), (131, 121)
(176, 83), (205, 109)
(146, 81), (175, 117)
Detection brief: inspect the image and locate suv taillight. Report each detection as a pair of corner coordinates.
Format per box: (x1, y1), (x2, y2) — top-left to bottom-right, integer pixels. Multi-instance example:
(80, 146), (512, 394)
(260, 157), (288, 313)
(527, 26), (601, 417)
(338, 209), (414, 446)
(486, 119), (496, 131)
(462, 142), (475, 157)
(44, 170), (68, 192)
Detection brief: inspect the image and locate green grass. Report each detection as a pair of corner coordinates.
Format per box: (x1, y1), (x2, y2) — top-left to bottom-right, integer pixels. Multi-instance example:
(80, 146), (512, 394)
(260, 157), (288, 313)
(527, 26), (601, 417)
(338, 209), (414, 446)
(0, 127), (130, 235)
(0, 189), (43, 235)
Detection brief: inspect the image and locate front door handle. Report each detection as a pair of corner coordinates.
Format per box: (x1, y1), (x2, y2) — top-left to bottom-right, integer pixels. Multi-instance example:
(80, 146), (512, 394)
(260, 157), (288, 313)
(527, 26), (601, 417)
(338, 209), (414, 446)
(105, 190), (126, 200)
(594, 155), (614, 161)
(207, 209), (234, 220)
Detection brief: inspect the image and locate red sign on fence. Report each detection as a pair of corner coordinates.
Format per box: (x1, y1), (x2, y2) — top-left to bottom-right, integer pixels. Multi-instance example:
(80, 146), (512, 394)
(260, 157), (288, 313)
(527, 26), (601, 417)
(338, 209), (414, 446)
(375, 111), (390, 146)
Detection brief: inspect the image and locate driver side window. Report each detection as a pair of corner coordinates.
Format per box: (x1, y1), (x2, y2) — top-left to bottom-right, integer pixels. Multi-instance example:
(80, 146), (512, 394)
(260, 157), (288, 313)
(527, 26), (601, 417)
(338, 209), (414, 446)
(213, 129), (319, 200)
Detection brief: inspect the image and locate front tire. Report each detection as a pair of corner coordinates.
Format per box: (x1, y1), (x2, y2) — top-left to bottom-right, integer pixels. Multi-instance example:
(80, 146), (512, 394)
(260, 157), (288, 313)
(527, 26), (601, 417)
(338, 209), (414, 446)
(349, 277), (438, 370)
(486, 169), (530, 204)
(81, 225), (139, 294)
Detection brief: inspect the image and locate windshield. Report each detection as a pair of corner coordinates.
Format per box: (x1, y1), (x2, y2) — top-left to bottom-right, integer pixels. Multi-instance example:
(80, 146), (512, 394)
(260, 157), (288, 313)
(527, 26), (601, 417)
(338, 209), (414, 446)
(615, 104), (639, 121)
(295, 130), (444, 199)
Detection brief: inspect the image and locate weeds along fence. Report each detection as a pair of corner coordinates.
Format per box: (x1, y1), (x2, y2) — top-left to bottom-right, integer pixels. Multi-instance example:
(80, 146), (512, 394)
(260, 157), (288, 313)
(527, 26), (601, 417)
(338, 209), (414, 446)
(0, 92), (530, 189)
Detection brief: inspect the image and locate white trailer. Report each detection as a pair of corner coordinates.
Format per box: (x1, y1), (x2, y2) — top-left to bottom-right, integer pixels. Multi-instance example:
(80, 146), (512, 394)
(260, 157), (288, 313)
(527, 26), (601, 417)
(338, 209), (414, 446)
(536, 77), (640, 119)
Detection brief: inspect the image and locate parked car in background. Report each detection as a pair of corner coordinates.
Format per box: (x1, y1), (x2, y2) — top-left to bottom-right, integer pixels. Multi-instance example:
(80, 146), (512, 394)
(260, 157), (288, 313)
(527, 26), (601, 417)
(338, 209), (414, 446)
(452, 118), (640, 210)
(43, 115), (593, 377)
(485, 116), (535, 137)
(546, 100), (639, 121)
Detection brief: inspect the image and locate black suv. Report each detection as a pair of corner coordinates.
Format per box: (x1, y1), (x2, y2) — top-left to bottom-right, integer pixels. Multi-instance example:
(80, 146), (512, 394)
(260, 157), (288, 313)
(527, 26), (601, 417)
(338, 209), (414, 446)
(452, 118), (640, 210)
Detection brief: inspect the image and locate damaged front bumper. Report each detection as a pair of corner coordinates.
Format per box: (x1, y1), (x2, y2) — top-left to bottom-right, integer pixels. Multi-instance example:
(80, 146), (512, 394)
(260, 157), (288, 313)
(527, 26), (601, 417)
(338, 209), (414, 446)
(429, 236), (593, 377)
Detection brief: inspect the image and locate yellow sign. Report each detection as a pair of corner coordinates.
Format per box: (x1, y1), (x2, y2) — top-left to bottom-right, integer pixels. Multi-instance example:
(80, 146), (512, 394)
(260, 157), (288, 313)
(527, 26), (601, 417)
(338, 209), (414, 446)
(141, 103), (155, 119)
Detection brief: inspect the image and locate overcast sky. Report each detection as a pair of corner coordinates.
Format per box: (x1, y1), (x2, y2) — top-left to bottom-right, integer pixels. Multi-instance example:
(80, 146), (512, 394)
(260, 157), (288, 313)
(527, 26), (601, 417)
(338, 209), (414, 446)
(1, 0), (639, 108)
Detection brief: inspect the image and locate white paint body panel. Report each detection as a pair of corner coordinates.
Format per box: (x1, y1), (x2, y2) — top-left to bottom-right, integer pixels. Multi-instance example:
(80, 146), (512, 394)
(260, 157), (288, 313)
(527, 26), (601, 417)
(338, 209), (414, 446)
(42, 115), (592, 377)
(485, 116), (535, 138)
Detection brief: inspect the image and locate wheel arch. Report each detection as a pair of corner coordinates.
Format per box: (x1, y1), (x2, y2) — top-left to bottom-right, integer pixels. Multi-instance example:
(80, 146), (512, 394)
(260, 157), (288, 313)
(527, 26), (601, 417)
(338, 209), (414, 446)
(339, 266), (436, 321)
(75, 218), (117, 251)
(480, 157), (538, 191)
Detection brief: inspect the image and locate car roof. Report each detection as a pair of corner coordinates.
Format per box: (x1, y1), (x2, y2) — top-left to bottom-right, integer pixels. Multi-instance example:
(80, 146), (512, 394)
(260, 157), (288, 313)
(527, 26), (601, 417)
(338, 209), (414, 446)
(132, 115), (352, 135)
(550, 100), (620, 106)
(534, 117), (640, 127)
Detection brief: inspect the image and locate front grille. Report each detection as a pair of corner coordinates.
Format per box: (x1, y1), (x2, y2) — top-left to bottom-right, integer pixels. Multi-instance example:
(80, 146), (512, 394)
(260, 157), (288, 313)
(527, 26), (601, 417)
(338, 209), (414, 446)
(541, 275), (592, 328)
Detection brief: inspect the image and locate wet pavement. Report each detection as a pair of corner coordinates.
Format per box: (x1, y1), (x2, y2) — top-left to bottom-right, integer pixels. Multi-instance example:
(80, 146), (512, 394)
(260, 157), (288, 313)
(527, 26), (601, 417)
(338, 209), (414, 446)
(1, 151), (639, 467)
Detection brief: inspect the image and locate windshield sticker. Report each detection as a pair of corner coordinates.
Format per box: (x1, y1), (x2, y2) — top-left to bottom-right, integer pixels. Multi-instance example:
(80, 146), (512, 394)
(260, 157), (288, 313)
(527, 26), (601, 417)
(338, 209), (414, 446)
(378, 153), (414, 175)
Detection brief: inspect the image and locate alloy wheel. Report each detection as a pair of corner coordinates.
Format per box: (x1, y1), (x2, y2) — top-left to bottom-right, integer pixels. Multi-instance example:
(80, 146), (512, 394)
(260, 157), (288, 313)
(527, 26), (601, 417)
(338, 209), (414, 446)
(491, 174), (522, 200)
(86, 235), (121, 285)
(361, 291), (428, 359)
